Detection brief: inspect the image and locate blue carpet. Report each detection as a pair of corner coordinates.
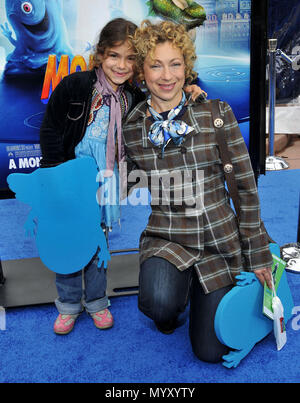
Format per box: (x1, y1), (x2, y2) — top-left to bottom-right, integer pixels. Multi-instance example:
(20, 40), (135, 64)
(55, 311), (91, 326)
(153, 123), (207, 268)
(258, 170), (300, 247)
(0, 170), (299, 383)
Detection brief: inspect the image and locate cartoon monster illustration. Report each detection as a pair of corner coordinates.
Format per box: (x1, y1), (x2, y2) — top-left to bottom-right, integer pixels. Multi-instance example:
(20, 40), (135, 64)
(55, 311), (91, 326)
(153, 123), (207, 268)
(7, 157), (110, 275)
(0, 0), (73, 76)
(146, 0), (206, 30)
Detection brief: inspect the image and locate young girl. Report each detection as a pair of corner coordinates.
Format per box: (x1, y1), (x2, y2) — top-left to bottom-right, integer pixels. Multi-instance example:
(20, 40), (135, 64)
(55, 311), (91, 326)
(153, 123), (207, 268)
(40, 18), (203, 335)
(40, 18), (139, 334)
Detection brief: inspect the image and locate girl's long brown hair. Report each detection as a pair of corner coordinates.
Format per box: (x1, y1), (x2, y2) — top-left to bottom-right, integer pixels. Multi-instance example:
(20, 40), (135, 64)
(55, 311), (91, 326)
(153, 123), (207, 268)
(90, 18), (137, 69)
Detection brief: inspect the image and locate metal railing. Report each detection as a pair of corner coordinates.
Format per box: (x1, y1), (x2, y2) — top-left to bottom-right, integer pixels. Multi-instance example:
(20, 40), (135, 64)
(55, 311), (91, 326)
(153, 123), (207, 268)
(266, 39), (300, 170)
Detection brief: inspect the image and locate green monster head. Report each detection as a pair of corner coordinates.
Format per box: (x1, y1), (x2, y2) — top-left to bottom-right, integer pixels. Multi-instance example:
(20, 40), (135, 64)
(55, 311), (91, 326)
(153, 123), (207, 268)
(147, 0), (206, 30)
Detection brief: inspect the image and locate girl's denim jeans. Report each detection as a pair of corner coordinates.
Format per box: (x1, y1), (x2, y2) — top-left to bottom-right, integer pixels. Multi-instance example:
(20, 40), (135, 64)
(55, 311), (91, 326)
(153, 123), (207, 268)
(55, 252), (109, 315)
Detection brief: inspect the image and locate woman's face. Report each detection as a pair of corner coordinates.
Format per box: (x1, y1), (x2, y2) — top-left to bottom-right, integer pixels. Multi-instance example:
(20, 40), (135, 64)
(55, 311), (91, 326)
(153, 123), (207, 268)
(143, 41), (186, 112)
(99, 40), (136, 91)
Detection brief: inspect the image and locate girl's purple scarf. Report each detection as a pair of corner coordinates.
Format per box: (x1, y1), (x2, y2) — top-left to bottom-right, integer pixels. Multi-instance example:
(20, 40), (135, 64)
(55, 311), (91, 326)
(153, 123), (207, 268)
(94, 67), (125, 177)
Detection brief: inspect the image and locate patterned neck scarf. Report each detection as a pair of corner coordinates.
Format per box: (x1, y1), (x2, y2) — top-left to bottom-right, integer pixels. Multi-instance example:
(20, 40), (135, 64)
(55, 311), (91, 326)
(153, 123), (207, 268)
(147, 91), (194, 157)
(94, 67), (125, 177)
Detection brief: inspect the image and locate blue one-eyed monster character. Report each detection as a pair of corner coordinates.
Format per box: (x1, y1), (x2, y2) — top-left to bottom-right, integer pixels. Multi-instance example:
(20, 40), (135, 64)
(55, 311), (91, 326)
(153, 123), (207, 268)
(7, 157), (111, 275)
(1, 0), (73, 76)
(214, 244), (294, 368)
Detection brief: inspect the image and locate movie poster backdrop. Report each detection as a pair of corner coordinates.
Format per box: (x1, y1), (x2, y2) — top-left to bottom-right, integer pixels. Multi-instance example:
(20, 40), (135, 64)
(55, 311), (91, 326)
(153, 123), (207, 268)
(0, 0), (253, 195)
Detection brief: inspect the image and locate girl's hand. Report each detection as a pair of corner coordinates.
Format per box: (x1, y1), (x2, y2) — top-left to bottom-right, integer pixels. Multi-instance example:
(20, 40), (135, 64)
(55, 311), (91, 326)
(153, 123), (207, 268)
(184, 84), (207, 101)
(254, 267), (273, 289)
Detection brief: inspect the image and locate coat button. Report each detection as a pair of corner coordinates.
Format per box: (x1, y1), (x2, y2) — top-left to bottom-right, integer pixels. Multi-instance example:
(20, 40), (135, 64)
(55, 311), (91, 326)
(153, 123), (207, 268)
(224, 163), (233, 173)
(214, 118), (224, 128)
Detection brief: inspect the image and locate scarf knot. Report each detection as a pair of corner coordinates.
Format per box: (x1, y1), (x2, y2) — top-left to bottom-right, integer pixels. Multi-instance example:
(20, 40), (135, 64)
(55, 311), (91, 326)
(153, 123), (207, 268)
(147, 91), (194, 157)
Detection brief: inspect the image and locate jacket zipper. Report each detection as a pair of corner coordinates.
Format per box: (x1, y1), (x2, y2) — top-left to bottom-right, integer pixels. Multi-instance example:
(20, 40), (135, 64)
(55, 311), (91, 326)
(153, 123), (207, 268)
(78, 74), (96, 144)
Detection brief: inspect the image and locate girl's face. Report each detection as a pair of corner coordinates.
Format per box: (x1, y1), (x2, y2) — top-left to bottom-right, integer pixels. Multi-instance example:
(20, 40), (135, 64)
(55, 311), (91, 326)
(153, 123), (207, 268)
(143, 41), (186, 112)
(99, 40), (136, 91)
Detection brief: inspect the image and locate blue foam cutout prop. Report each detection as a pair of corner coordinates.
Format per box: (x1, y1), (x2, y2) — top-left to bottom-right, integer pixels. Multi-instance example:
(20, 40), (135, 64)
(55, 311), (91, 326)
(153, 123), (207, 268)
(7, 157), (110, 274)
(214, 243), (294, 368)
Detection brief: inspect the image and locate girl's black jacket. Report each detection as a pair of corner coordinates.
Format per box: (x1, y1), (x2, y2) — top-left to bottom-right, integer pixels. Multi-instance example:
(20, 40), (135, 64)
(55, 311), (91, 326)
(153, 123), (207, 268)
(39, 69), (145, 168)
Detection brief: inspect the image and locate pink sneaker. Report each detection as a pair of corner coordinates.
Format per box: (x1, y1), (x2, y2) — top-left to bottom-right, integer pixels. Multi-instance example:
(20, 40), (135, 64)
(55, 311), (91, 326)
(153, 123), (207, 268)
(54, 314), (79, 335)
(91, 309), (114, 329)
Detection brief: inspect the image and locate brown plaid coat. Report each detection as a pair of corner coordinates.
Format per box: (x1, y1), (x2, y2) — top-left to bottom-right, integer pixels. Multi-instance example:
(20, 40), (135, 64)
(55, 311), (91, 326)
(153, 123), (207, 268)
(122, 98), (273, 293)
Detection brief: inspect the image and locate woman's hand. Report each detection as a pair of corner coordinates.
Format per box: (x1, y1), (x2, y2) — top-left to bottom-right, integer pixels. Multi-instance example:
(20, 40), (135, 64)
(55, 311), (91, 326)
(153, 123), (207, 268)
(184, 84), (207, 101)
(254, 267), (273, 289)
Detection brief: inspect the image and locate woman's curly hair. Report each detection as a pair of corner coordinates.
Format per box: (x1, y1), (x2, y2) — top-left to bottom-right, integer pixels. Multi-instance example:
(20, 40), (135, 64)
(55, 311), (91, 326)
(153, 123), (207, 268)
(132, 19), (197, 84)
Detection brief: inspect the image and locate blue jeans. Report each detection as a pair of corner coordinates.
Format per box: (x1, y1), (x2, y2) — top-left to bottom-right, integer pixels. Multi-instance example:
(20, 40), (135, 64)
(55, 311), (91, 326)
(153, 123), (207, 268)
(55, 252), (109, 315)
(138, 256), (232, 363)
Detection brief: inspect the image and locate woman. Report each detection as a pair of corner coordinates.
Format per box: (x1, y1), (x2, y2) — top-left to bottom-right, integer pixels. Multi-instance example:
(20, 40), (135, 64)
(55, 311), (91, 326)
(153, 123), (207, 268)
(122, 20), (273, 363)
